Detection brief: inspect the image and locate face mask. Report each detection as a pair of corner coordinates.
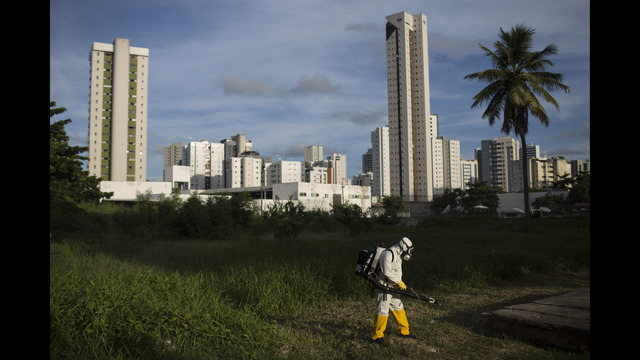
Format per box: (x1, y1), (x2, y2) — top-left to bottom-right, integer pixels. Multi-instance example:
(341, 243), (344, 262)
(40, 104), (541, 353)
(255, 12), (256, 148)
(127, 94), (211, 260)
(400, 239), (414, 261)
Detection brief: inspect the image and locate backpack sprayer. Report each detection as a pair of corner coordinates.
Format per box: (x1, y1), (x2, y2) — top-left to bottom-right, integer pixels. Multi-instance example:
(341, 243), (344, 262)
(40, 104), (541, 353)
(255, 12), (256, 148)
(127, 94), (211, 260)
(355, 243), (440, 305)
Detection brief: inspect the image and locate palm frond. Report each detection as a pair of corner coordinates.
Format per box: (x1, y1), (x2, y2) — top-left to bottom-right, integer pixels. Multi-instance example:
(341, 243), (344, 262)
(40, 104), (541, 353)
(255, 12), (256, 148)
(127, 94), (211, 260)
(464, 23), (569, 136)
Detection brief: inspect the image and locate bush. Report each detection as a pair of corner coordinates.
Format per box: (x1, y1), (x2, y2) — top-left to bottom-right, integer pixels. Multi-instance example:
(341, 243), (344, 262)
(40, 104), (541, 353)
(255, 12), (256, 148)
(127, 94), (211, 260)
(330, 202), (371, 237)
(263, 199), (306, 240)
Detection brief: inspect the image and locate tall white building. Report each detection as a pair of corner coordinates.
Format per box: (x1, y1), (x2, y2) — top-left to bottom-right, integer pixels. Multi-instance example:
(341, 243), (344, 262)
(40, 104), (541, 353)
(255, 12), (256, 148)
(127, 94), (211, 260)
(362, 149), (373, 172)
(512, 156), (571, 192)
(88, 38), (149, 181)
(520, 143), (540, 160)
(385, 12), (433, 202)
(371, 126), (390, 197)
(220, 133), (259, 188)
(184, 140), (225, 190)
(304, 145), (324, 164)
(460, 159), (479, 190)
(163, 142), (185, 167)
(433, 136), (461, 195)
(429, 114), (439, 139)
(210, 143), (226, 189)
(227, 156), (263, 188)
(481, 137), (520, 192)
(328, 153), (348, 185)
(268, 160), (304, 185)
(225, 134), (252, 157)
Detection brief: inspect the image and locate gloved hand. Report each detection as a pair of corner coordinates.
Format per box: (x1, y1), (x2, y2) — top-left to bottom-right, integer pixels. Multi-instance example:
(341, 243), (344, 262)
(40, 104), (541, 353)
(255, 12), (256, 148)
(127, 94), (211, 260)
(397, 281), (407, 291)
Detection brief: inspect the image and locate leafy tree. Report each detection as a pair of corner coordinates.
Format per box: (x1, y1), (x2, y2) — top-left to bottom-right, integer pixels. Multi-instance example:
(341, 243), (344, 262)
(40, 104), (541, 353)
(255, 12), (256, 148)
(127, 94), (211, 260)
(531, 172), (590, 216)
(380, 196), (405, 217)
(50, 102), (112, 232)
(174, 194), (210, 238)
(431, 189), (465, 214)
(459, 181), (500, 213)
(531, 192), (568, 215)
(464, 25), (570, 226)
(562, 172), (590, 205)
(264, 197), (306, 240)
(330, 202), (370, 237)
(50, 102), (112, 203)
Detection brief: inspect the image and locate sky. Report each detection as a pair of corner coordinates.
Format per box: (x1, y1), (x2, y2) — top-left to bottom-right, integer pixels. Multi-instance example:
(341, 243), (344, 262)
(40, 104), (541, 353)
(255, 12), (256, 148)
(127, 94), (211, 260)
(50, 0), (590, 181)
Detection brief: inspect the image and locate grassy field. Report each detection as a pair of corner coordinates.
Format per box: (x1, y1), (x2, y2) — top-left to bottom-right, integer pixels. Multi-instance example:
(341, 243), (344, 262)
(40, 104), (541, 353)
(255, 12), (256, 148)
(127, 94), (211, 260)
(50, 216), (590, 359)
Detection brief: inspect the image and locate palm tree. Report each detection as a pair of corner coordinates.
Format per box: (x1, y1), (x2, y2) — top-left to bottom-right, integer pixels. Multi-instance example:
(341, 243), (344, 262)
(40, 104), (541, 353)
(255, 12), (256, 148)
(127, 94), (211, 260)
(464, 24), (570, 226)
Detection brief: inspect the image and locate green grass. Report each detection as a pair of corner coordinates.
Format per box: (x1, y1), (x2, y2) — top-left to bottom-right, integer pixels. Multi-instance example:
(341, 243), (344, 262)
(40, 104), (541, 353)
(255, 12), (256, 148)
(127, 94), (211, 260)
(50, 216), (590, 359)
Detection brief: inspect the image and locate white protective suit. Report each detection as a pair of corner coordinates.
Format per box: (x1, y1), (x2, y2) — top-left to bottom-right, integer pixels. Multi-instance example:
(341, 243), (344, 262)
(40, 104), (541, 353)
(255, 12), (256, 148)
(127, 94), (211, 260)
(372, 237), (415, 342)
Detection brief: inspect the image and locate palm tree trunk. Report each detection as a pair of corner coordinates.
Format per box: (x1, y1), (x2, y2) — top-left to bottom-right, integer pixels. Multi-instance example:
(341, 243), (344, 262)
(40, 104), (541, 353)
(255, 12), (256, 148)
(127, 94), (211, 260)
(520, 134), (531, 227)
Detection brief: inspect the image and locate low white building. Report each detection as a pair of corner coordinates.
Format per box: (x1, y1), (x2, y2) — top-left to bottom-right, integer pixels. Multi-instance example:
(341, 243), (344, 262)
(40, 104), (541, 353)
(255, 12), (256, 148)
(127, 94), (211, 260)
(272, 182), (371, 212)
(163, 165), (190, 190)
(99, 181), (174, 201)
(200, 182), (372, 213)
(100, 180), (372, 214)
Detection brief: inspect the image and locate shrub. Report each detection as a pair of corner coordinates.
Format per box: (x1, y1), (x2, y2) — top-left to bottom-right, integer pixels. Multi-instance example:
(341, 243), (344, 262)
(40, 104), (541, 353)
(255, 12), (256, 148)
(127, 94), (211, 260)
(330, 202), (371, 237)
(263, 198), (306, 240)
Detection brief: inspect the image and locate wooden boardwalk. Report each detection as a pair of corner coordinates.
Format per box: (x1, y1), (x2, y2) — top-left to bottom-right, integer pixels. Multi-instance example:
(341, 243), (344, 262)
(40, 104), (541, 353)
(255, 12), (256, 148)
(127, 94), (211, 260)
(481, 288), (590, 351)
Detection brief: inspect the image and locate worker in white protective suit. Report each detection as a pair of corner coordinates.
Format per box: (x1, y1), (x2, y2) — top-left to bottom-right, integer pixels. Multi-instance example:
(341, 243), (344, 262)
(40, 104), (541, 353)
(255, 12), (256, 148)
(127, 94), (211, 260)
(372, 237), (416, 345)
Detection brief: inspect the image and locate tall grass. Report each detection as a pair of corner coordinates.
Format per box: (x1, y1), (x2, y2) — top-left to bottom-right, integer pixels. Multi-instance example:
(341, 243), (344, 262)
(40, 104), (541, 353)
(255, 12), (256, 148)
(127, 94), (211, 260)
(400, 217), (590, 292)
(50, 215), (589, 359)
(50, 242), (279, 359)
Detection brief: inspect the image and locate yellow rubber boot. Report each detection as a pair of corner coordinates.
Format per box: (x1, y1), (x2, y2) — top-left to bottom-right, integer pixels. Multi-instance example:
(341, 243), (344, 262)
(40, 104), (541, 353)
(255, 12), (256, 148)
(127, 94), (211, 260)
(372, 315), (388, 340)
(391, 309), (410, 336)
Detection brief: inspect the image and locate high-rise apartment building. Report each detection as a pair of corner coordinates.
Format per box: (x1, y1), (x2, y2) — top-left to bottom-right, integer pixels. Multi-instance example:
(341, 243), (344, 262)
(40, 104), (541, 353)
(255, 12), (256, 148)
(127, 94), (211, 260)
(222, 134), (252, 158)
(371, 126), (390, 197)
(268, 160), (304, 185)
(512, 156), (570, 192)
(184, 140), (225, 190)
(460, 160), (479, 190)
(88, 38), (149, 181)
(305, 166), (329, 184)
(304, 145), (324, 164)
(481, 137), (520, 192)
(227, 156), (263, 188)
(328, 153), (348, 185)
(520, 143), (540, 160)
(163, 142), (185, 168)
(433, 136), (461, 195)
(362, 149), (373, 173)
(385, 12), (433, 202)
(180, 135), (272, 190)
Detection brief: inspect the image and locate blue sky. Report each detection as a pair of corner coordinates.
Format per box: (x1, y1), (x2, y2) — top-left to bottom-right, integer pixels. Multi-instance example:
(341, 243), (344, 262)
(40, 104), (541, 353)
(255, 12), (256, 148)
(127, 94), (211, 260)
(50, 0), (589, 181)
